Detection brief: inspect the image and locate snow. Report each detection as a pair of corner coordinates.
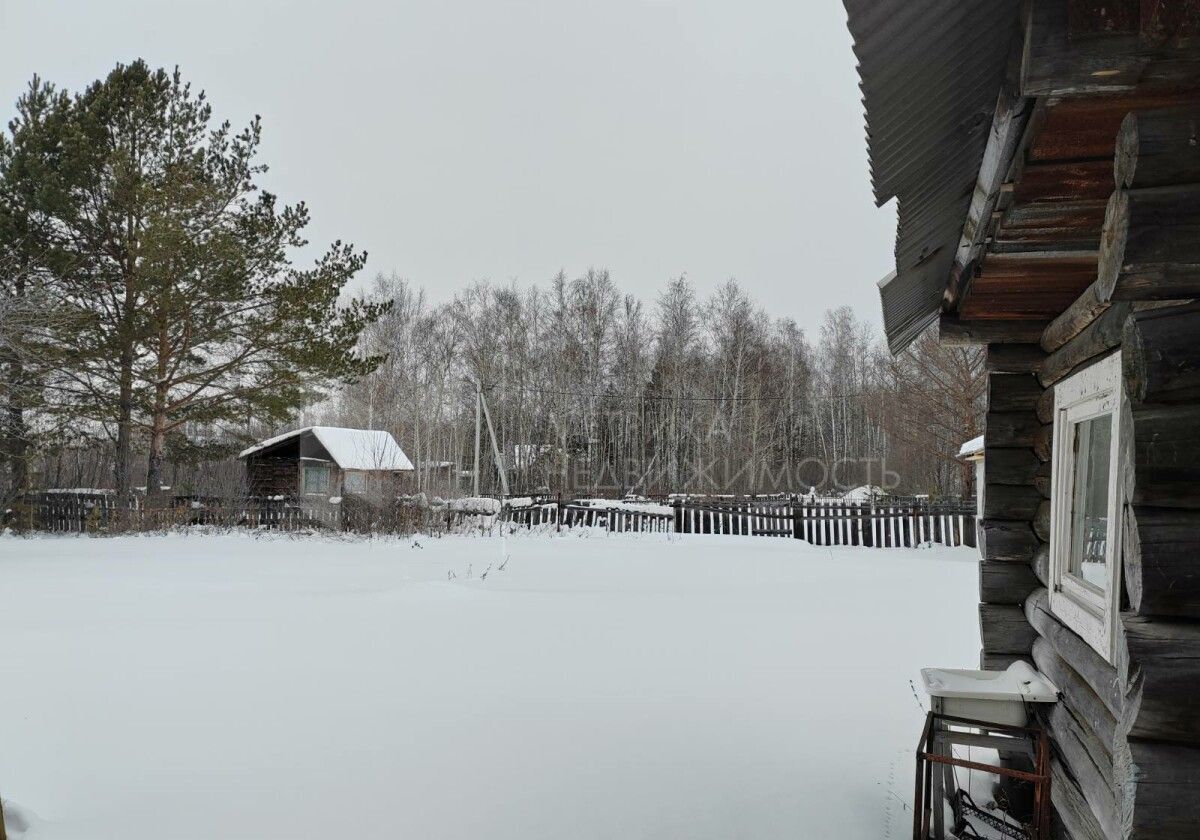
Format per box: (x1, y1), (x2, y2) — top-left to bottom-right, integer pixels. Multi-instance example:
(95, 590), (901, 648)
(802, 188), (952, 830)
(922, 661), (1058, 703)
(0, 532), (979, 840)
(958, 434), (985, 460)
(574, 497), (674, 515)
(447, 496), (502, 514)
(842, 485), (886, 502)
(238, 427), (414, 471)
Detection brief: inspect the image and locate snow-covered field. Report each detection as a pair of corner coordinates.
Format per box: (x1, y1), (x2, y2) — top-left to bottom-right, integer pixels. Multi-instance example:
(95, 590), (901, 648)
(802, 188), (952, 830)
(0, 531), (978, 839)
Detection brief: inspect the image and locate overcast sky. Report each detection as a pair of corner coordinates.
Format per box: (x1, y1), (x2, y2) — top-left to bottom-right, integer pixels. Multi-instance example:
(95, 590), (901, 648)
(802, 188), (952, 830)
(1, 0), (895, 339)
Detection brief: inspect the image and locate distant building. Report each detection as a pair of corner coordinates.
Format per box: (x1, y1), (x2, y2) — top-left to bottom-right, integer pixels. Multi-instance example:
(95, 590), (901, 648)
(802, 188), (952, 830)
(239, 427), (413, 499)
(957, 435), (984, 529)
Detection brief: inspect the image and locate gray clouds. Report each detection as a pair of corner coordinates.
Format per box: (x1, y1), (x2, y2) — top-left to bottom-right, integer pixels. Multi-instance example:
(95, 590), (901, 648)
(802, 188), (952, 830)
(0, 0), (894, 338)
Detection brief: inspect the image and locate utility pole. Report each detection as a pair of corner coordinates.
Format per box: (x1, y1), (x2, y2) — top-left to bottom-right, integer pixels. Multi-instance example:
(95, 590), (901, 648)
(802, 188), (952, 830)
(473, 379), (482, 497)
(479, 388), (510, 498)
(466, 374), (510, 499)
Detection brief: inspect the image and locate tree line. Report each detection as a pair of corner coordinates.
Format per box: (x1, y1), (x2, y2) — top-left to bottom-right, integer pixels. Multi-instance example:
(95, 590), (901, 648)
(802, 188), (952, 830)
(1, 62), (984, 505)
(0, 61), (385, 506)
(326, 272), (984, 498)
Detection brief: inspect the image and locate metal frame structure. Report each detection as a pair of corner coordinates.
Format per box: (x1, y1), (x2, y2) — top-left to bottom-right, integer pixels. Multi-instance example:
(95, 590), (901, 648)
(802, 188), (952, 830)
(913, 711), (1050, 840)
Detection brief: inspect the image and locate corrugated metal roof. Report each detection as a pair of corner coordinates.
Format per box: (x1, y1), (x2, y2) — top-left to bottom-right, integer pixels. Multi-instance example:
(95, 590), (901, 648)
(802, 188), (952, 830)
(845, 0), (1020, 352)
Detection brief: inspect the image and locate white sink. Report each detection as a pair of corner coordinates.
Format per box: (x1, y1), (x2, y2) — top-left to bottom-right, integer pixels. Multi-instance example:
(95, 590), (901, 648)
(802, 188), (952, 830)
(921, 661), (1059, 726)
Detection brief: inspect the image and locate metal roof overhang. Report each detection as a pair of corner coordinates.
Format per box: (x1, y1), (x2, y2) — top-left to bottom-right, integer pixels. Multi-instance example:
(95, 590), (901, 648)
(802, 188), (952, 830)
(844, 0), (1020, 353)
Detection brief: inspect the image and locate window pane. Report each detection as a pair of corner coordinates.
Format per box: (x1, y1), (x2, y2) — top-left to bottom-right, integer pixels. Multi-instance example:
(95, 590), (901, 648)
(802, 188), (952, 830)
(304, 464), (329, 494)
(1068, 415), (1112, 591)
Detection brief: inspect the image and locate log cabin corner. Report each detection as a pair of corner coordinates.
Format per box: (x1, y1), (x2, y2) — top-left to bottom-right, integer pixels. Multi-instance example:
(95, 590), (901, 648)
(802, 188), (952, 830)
(844, 1), (1200, 838)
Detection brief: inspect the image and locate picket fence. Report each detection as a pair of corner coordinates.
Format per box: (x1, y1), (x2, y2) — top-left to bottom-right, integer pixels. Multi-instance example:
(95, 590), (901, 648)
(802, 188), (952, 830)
(11, 491), (975, 548)
(502, 495), (976, 548)
(669, 496), (976, 548)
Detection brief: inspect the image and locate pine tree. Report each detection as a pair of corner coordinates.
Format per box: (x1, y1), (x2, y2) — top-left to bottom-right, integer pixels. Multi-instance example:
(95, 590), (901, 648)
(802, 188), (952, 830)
(52, 61), (387, 500)
(0, 77), (74, 503)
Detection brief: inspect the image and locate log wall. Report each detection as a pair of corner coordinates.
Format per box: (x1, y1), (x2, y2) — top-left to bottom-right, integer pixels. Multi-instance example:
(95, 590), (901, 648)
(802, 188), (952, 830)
(975, 102), (1200, 840)
(978, 360), (1047, 666)
(1013, 296), (1200, 840)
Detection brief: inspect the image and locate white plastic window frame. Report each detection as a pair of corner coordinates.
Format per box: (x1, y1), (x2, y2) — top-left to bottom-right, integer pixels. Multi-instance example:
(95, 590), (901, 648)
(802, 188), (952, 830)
(1048, 351), (1123, 663)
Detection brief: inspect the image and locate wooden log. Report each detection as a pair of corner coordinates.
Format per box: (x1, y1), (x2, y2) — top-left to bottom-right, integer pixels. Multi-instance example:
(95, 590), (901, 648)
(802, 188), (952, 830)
(1024, 0), (1200, 96)
(1014, 159), (1116, 205)
(1122, 302), (1200, 405)
(1035, 459), (1052, 498)
(1140, 1), (1200, 50)
(1022, 0), (1149, 97)
(1041, 703), (1119, 839)
(1036, 382), (1056, 424)
(1045, 694), (1116, 795)
(1041, 279), (1111, 353)
(1032, 637), (1117, 756)
(1033, 499), (1052, 542)
(988, 372), (1044, 412)
(1097, 186), (1200, 302)
(983, 484), (1043, 520)
(980, 650), (1029, 671)
(986, 343), (1046, 374)
(940, 315), (1051, 345)
(980, 559), (1041, 605)
(1123, 506), (1200, 624)
(965, 251), (1100, 321)
(983, 446), (1040, 486)
(980, 519), (1040, 563)
(1025, 588), (1123, 717)
(1124, 505), (1200, 618)
(1113, 734), (1200, 840)
(1116, 107), (1200, 190)
(1033, 542), (1050, 588)
(1130, 403), (1200, 508)
(980, 603), (1037, 654)
(985, 411), (1041, 448)
(1119, 614), (1200, 743)
(1038, 305), (1129, 387)
(992, 200), (1106, 252)
(1050, 758), (1107, 840)
(1034, 422), (1054, 462)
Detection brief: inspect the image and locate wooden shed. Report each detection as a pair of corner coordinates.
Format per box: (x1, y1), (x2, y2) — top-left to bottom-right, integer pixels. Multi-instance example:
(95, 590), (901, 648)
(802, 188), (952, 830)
(844, 1), (1200, 837)
(239, 427), (414, 499)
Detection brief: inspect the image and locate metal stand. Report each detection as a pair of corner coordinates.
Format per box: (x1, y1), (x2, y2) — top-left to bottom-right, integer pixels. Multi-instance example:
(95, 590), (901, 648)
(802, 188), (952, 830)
(913, 710), (1050, 840)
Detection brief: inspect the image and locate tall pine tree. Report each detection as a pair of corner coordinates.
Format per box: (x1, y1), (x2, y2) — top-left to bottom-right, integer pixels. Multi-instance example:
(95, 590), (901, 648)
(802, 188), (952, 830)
(49, 61), (385, 500)
(0, 77), (74, 503)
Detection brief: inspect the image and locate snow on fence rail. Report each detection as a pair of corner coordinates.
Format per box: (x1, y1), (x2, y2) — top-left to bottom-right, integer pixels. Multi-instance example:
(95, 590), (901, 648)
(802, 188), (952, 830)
(8, 491), (975, 547)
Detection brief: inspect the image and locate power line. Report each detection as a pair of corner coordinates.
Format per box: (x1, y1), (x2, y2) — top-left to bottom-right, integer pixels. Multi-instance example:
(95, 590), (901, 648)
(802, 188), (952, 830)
(475, 382), (881, 403)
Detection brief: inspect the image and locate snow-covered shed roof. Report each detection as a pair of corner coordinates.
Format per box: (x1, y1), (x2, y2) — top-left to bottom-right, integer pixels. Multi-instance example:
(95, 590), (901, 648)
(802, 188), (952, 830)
(238, 427), (414, 471)
(957, 435), (984, 461)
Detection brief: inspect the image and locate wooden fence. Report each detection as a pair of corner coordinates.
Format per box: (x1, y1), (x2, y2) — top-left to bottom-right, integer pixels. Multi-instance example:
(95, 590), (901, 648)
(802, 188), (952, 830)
(10, 491), (974, 548)
(8, 492), (354, 533)
(500, 495), (975, 547)
(500, 501), (674, 533)
(671, 496), (976, 548)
